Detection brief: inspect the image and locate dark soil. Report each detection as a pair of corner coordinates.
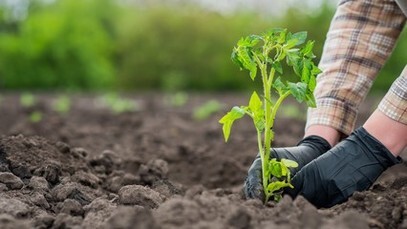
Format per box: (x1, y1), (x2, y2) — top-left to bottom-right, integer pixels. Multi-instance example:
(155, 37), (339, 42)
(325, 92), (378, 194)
(0, 93), (405, 229)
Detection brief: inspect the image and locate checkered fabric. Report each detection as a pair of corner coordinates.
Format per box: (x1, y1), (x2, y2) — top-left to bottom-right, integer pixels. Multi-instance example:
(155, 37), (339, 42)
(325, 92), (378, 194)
(306, 0), (407, 135)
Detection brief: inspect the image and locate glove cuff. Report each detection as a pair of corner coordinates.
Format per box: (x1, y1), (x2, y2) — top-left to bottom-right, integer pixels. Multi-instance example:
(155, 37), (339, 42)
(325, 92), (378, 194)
(297, 135), (332, 153)
(354, 127), (402, 166)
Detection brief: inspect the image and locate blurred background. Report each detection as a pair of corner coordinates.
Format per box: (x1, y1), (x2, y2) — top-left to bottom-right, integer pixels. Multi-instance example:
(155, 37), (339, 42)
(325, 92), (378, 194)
(0, 0), (405, 93)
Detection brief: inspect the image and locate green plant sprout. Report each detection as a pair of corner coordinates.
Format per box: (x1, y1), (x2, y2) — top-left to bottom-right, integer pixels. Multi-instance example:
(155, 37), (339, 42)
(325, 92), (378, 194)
(169, 92), (189, 107)
(20, 93), (36, 108)
(219, 29), (321, 203)
(193, 100), (222, 120)
(29, 111), (42, 123)
(102, 93), (139, 114)
(53, 95), (71, 115)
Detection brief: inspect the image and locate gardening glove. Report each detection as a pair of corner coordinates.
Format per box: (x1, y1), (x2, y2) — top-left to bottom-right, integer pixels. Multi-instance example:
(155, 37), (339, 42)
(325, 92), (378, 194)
(286, 127), (402, 208)
(244, 135), (331, 200)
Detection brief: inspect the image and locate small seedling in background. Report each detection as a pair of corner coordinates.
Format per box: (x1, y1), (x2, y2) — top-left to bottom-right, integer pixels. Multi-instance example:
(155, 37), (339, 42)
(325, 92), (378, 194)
(101, 93), (139, 114)
(169, 92), (189, 107)
(219, 29), (321, 202)
(20, 93), (36, 108)
(193, 100), (222, 120)
(29, 111), (42, 123)
(53, 95), (71, 115)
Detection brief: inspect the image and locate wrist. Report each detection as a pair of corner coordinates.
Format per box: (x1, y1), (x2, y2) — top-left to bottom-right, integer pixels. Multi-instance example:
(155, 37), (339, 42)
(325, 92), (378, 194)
(304, 125), (342, 147)
(363, 110), (407, 156)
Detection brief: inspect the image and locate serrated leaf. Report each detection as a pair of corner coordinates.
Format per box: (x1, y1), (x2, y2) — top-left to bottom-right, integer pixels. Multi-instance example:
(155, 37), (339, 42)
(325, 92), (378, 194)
(311, 63), (322, 76)
(273, 77), (288, 95)
(237, 37), (248, 46)
(285, 38), (298, 49)
(281, 163), (288, 176)
(267, 181), (292, 194)
(249, 67), (257, 80)
(277, 29), (287, 44)
(301, 61), (311, 83)
(291, 31), (307, 45)
(305, 93), (316, 107)
(234, 46), (257, 80)
(269, 159), (283, 178)
(247, 35), (262, 47)
(231, 48), (244, 69)
(248, 91), (265, 132)
(291, 57), (303, 77)
(308, 73), (316, 92)
(219, 106), (246, 142)
(254, 118), (265, 132)
(272, 61), (283, 74)
(281, 159), (299, 168)
(302, 40), (315, 58)
(249, 91), (262, 112)
(286, 50), (301, 74)
(288, 82), (307, 103)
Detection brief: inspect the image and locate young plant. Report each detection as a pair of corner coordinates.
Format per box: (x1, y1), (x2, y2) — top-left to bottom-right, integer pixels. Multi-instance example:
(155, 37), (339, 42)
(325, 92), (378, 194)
(29, 111), (42, 123)
(53, 95), (71, 115)
(20, 93), (36, 108)
(193, 100), (222, 120)
(101, 93), (139, 114)
(168, 92), (189, 107)
(219, 29), (321, 202)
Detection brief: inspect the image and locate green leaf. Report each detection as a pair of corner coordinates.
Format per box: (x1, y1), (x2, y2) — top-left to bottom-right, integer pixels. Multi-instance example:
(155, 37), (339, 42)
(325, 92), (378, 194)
(267, 181), (292, 194)
(250, 67), (257, 81)
(288, 82), (307, 103)
(302, 40), (315, 58)
(311, 63), (322, 76)
(247, 35), (262, 47)
(286, 50), (302, 77)
(248, 91), (265, 132)
(301, 60), (311, 83)
(269, 159), (283, 178)
(281, 159), (299, 168)
(277, 29), (287, 44)
(273, 77), (288, 95)
(234, 46), (257, 80)
(308, 73), (317, 92)
(285, 39), (298, 49)
(306, 93), (316, 108)
(249, 91), (262, 112)
(291, 31), (307, 45)
(219, 106), (246, 142)
(231, 49), (244, 70)
(272, 61), (283, 74)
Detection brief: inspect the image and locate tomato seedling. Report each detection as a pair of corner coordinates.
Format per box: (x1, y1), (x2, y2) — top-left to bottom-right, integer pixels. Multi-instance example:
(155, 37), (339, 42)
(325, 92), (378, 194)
(193, 100), (222, 121)
(53, 95), (71, 115)
(219, 29), (321, 203)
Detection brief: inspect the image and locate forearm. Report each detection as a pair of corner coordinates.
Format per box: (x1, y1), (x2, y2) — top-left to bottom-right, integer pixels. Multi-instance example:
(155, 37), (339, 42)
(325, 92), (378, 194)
(306, 0), (406, 135)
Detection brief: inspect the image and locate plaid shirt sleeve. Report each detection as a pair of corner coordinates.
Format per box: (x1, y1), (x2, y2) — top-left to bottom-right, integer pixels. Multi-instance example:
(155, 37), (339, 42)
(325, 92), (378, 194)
(306, 0), (407, 135)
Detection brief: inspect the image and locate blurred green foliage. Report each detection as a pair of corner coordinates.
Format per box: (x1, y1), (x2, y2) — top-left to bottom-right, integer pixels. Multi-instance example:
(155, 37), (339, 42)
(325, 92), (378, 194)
(193, 100), (222, 120)
(0, 0), (116, 90)
(0, 0), (405, 93)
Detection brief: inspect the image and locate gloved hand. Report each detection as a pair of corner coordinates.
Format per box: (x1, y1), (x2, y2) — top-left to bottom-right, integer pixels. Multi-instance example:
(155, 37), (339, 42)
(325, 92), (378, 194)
(286, 127), (402, 208)
(244, 135), (331, 200)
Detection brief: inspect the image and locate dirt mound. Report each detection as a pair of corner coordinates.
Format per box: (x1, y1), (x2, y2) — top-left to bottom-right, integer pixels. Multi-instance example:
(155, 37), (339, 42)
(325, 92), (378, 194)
(0, 134), (405, 228)
(0, 94), (405, 228)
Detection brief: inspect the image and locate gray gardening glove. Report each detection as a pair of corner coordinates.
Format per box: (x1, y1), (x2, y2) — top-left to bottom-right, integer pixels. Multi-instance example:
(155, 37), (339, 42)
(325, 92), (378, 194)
(286, 127), (402, 208)
(244, 135), (331, 200)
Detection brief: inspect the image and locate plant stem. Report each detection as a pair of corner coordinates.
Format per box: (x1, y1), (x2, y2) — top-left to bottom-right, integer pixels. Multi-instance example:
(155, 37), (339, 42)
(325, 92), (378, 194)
(261, 63), (273, 203)
(270, 91), (290, 130)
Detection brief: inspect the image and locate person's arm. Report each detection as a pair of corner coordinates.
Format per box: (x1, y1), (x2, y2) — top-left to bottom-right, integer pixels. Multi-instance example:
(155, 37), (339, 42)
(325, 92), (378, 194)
(306, 0), (406, 136)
